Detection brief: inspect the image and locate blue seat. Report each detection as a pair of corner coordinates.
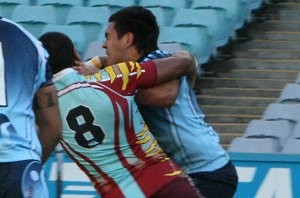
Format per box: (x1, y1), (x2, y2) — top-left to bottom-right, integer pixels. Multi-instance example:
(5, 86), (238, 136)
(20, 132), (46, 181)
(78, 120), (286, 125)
(89, 0), (136, 13)
(172, 8), (233, 48)
(263, 103), (300, 123)
(158, 43), (183, 54)
(248, 0), (264, 11)
(36, 0), (83, 25)
(190, 0), (247, 31)
(228, 137), (281, 153)
(11, 5), (56, 37)
(65, 6), (111, 46)
(0, 0), (31, 19)
(139, 0), (188, 26)
(281, 138), (300, 154)
(278, 83), (300, 104)
(83, 40), (106, 61)
(147, 7), (173, 26)
(159, 26), (214, 72)
(139, 0), (188, 9)
(40, 24), (87, 55)
(244, 119), (293, 148)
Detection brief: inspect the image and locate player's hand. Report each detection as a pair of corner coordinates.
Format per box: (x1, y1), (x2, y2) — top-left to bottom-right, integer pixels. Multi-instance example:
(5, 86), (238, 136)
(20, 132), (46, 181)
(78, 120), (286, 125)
(72, 60), (100, 75)
(173, 51), (198, 70)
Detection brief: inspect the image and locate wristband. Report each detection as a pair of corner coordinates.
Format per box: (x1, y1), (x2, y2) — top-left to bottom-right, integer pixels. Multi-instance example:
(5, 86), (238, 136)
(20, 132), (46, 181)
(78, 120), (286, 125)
(85, 56), (102, 69)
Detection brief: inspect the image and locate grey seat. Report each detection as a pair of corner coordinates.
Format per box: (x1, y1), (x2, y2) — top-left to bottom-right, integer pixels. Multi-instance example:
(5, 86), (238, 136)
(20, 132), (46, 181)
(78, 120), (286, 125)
(278, 83), (300, 104)
(291, 122), (300, 139)
(281, 138), (300, 154)
(11, 5), (57, 37)
(158, 43), (184, 54)
(83, 40), (106, 61)
(40, 24), (86, 55)
(0, 0), (30, 19)
(262, 103), (300, 123)
(228, 137), (281, 153)
(244, 119), (294, 148)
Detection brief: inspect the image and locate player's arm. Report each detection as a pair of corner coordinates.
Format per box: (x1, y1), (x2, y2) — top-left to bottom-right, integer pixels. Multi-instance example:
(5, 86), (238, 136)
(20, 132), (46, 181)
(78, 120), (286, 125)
(135, 80), (180, 107)
(34, 83), (62, 164)
(73, 56), (108, 75)
(152, 51), (196, 85)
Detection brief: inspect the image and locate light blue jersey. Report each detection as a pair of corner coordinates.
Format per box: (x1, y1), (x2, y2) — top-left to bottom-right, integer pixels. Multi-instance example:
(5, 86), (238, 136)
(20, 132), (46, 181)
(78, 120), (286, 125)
(0, 18), (51, 162)
(138, 50), (229, 173)
(53, 62), (184, 198)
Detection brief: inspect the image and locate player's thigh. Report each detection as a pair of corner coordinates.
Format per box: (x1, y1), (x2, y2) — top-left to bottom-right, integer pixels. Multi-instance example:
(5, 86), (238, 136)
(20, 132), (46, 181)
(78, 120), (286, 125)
(151, 176), (203, 198)
(0, 160), (49, 198)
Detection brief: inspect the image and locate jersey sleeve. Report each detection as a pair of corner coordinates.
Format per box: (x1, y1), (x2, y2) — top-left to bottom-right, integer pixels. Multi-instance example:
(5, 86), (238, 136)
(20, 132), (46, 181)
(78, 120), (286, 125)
(94, 61), (157, 96)
(136, 60), (157, 89)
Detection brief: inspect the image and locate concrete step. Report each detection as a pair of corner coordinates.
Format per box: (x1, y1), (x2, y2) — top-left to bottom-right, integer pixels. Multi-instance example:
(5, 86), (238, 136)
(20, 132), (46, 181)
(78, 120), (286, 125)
(201, 105), (266, 115)
(263, 2), (300, 12)
(217, 69), (299, 79)
(205, 58), (300, 71)
(197, 95), (276, 107)
(197, 77), (293, 89)
(210, 123), (248, 134)
(221, 144), (230, 151)
(251, 31), (300, 40)
(198, 88), (281, 97)
(280, 10), (300, 20)
(249, 20), (300, 32)
(236, 40), (300, 50)
(235, 49), (300, 59)
(205, 114), (262, 123)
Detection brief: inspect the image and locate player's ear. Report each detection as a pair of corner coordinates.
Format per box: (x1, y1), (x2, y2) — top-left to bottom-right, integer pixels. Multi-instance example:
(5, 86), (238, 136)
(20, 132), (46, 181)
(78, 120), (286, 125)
(124, 32), (134, 48)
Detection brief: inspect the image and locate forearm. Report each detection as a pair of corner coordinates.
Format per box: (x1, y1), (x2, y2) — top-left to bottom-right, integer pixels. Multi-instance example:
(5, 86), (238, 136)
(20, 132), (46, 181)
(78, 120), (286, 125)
(34, 85), (62, 164)
(136, 80), (180, 107)
(153, 51), (196, 85)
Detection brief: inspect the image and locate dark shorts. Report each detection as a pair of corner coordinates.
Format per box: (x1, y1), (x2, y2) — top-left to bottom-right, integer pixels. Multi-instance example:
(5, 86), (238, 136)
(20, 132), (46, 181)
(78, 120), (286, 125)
(151, 176), (204, 198)
(0, 160), (49, 198)
(189, 161), (238, 198)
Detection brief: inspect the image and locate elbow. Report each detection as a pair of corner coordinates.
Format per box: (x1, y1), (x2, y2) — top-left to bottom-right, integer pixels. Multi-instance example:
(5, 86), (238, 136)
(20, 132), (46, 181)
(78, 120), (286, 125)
(163, 96), (176, 108)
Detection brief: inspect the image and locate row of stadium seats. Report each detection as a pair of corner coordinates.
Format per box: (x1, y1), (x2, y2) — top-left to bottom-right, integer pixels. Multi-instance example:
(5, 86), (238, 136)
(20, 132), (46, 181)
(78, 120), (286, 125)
(228, 75), (300, 154)
(0, 0), (267, 72)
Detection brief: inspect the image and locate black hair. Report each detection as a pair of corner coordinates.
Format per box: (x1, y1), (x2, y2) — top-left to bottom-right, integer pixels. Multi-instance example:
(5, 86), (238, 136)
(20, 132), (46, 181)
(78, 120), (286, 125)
(109, 6), (159, 56)
(39, 32), (75, 74)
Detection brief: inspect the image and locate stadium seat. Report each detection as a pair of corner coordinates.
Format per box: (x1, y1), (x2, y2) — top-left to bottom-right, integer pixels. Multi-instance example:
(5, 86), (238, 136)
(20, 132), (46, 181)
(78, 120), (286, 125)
(190, 0), (247, 31)
(89, 0), (136, 13)
(294, 72), (300, 84)
(228, 137), (281, 153)
(281, 138), (300, 154)
(139, 0), (188, 10)
(139, 0), (188, 26)
(0, 0), (30, 19)
(146, 7), (173, 26)
(159, 26), (214, 67)
(291, 122), (300, 139)
(172, 8), (233, 48)
(262, 103), (300, 123)
(278, 83), (300, 104)
(83, 40), (105, 61)
(11, 5), (56, 37)
(40, 24), (87, 55)
(158, 43), (184, 54)
(248, 0), (264, 11)
(65, 6), (111, 47)
(36, 0), (83, 25)
(244, 119), (294, 148)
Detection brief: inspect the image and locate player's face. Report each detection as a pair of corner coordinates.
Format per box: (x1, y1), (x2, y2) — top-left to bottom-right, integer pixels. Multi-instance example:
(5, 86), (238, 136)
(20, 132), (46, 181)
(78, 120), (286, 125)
(102, 22), (128, 65)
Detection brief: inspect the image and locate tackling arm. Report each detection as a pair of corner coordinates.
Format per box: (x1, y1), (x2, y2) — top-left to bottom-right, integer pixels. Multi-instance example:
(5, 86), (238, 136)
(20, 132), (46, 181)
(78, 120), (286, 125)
(34, 84), (62, 164)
